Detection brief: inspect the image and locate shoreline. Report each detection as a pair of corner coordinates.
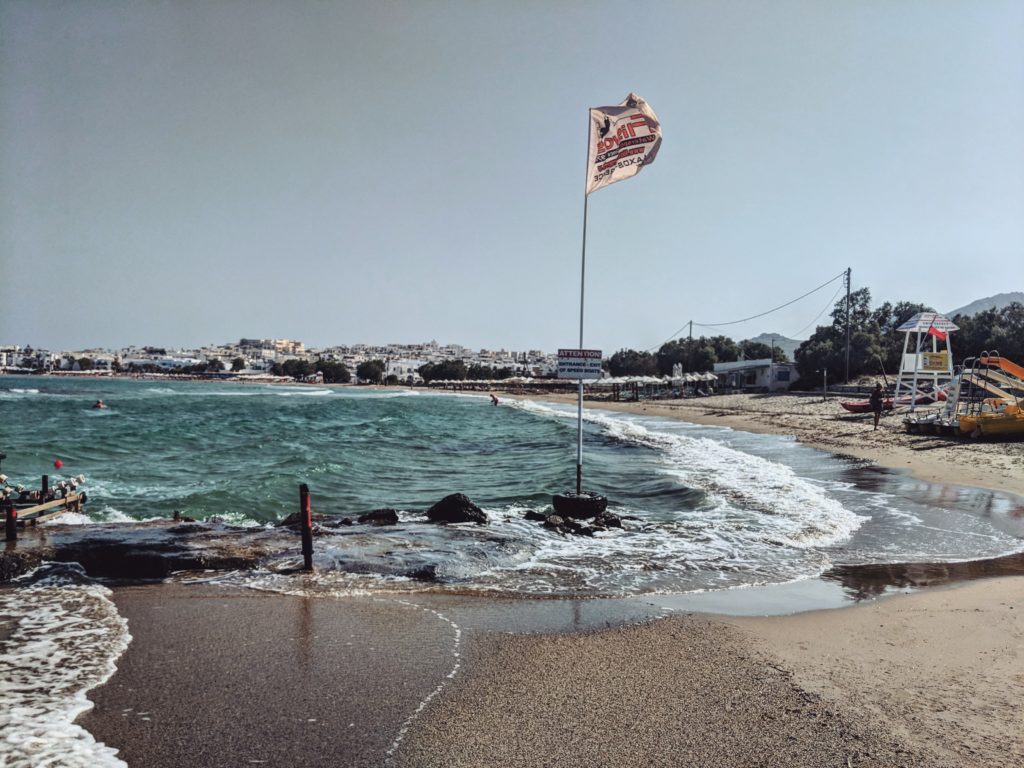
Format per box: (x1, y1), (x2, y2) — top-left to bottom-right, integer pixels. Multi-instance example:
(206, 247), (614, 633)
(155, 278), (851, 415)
(498, 389), (1024, 498)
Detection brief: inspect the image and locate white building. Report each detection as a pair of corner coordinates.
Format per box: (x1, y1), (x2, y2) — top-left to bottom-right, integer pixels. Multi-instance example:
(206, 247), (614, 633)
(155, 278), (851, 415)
(713, 358), (799, 392)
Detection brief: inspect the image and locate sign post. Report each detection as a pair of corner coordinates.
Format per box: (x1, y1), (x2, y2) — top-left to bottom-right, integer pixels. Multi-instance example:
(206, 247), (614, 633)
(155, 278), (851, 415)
(558, 349), (603, 493)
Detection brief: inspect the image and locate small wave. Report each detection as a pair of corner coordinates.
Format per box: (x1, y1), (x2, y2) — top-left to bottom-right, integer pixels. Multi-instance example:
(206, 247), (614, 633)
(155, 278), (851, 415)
(511, 399), (865, 550)
(339, 390), (420, 399)
(0, 565), (131, 767)
(267, 386), (334, 397)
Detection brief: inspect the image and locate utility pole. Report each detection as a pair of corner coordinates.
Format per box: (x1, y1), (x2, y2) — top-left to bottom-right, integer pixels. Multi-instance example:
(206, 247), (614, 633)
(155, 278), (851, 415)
(844, 267), (851, 383)
(687, 320), (693, 373)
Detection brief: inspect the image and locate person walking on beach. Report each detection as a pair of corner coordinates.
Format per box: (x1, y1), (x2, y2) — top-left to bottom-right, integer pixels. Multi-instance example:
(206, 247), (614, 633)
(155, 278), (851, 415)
(869, 382), (884, 430)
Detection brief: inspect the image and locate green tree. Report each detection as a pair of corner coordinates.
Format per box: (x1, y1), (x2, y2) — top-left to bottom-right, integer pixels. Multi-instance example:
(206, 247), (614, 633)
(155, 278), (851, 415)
(607, 349), (658, 376)
(952, 303), (1024, 361)
(76, 357), (94, 371)
(738, 341), (771, 360)
(231, 357), (245, 372)
(316, 360), (351, 384)
(656, 338), (717, 374)
(707, 336), (740, 364)
(418, 360), (468, 382)
(356, 359), (386, 384)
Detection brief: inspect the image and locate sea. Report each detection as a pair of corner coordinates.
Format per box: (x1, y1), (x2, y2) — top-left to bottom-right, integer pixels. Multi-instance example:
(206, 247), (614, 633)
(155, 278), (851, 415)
(1, 375), (1023, 766)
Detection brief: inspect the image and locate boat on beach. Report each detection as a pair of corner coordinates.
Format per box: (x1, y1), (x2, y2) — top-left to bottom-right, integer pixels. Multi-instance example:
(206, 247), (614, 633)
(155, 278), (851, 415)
(840, 389), (946, 413)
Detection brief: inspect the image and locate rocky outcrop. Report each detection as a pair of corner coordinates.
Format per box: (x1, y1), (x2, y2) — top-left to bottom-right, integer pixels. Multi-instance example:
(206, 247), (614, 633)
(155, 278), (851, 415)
(358, 509), (400, 526)
(540, 510), (623, 537)
(425, 493), (488, 525)
(551, 491), (608, 519)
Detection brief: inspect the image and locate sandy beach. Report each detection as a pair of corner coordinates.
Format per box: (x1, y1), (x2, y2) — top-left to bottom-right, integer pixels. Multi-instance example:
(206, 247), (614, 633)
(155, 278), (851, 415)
(76, 579), (1023, 768)
(59, 390), (1023, 767)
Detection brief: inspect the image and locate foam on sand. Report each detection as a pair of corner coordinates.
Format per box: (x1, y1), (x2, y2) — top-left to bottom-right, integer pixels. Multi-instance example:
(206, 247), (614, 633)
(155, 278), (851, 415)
(0, 564), (131, 768)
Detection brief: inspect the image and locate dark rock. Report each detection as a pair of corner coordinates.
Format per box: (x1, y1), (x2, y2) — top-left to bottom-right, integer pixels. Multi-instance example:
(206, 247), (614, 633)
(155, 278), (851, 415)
(167, 523), (211, 535)
(523, 509), (547, 522)
(592, 512), (623, 530)
(172, 511), (197, 523)
(543, 514), (597, 536)
(426, 493), (488, 525)
(551, 491), (607, 519)
(340, 517), (354, 526)
(276, 511), (331, 529)
(358, 508), (400, 526)
(406, 564), (439, 582)
(0, 550), (43, 582)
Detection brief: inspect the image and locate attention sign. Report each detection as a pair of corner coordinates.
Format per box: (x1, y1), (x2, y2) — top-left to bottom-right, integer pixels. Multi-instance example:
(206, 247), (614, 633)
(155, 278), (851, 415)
(920, 351), (950, 372)
(557, 349), (603, 380)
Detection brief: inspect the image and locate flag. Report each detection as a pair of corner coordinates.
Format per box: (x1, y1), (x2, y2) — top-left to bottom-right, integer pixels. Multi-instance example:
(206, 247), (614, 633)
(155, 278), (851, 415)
(927, 325), (947, 342)
(586, 93), (662, 195)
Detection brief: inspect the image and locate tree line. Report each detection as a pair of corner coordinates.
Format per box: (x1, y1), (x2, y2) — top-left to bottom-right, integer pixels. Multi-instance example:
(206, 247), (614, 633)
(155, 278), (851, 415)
(609, 291), (1024, 387)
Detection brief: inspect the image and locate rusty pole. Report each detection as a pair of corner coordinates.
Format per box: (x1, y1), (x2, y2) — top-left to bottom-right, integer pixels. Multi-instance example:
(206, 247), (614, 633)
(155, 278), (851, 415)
(299, 484), (313, 571)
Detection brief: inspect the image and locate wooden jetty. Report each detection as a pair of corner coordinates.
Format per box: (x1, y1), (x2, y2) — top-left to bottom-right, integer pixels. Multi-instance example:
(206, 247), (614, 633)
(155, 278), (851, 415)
(14, 491), (87, 524)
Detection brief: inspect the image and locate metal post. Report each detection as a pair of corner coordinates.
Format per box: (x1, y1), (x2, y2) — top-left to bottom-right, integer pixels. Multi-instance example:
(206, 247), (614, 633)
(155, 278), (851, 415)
(844, 267), (851, 383)
(688, 320), (693, 373)
(576, 122), (591, 497)
(41, 475), (49, 501)
(299, 484), (313, 571)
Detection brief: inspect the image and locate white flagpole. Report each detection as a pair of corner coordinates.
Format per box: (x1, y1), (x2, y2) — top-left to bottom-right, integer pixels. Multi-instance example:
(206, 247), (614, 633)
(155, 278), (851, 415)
(576, 111), (592, 495)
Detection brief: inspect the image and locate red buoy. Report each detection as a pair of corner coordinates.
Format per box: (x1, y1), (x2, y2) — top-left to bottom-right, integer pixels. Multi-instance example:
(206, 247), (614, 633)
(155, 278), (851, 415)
(54, 459), (64, 469)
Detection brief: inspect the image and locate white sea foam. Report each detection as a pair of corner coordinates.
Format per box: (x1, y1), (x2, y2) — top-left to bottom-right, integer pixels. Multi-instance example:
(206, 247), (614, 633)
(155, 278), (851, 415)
(0, 565), (131, 768)
(268, 387), (333, 397)
(338, 390), (421, 399)
(511, 399), (865, 549)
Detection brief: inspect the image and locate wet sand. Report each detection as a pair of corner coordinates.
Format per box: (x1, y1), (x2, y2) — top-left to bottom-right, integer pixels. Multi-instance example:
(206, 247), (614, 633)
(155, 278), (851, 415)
(79, 583), (463, 768)
(78, 579), (1024, 768)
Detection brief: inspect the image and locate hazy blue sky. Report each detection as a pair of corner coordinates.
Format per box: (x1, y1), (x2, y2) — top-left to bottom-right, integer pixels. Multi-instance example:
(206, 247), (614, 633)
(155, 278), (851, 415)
(2, 1), (1021, 353)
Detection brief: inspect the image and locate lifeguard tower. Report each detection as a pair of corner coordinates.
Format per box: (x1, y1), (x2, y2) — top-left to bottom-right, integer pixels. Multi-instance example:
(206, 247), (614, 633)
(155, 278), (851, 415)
(893, 312), (959, 411)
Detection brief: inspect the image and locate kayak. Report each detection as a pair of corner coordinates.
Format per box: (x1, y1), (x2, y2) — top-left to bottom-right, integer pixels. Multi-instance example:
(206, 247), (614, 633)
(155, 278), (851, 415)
(840, 391), (945, 413)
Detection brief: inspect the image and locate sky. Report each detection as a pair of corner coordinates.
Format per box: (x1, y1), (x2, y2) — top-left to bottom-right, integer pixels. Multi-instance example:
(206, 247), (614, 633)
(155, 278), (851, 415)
(2, 1), (1022, 354)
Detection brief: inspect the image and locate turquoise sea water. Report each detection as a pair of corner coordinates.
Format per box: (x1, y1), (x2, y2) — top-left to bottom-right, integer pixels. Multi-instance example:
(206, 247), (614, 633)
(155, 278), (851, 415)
(2, 375), (1023, 596)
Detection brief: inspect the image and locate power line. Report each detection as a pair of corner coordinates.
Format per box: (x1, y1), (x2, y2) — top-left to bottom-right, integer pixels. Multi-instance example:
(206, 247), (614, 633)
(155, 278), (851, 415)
(646, 269), (847, 352)
(694, 270), (848, 329)
(786, 284), (843, 337)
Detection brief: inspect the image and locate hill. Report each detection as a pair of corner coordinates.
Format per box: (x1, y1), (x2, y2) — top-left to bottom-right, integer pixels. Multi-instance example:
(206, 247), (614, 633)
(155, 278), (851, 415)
(745, 333), (801, 362)
(946, 292), (1024, 318)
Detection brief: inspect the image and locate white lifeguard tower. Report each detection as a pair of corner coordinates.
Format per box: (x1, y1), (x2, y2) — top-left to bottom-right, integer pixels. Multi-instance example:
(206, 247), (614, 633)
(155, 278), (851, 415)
(893, 312), (959, 411)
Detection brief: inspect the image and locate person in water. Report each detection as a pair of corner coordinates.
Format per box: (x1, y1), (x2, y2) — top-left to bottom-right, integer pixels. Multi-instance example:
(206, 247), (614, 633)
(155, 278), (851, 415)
(93, 399), (107, 409)
(868, 383), (884, 430)
(490, 394), (499, 406)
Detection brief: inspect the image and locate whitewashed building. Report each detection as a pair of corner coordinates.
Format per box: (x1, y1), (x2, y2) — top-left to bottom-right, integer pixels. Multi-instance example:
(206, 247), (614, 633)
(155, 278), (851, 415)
(714, 358), (799, 392)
